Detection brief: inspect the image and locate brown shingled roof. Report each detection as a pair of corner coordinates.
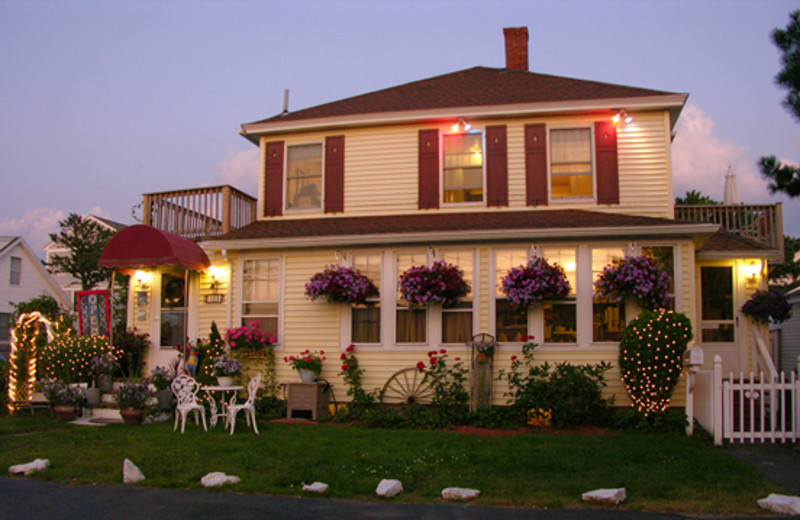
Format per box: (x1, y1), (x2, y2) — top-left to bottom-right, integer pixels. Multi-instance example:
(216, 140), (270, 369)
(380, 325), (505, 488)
(697, 230), (773, 253)
(247, 67), (676, 125)
(212, 209), (705, 243)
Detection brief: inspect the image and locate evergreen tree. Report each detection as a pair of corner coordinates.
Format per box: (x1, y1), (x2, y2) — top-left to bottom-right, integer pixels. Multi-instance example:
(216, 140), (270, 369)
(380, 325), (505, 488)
(47, 214), (115, 290)
(197, 321), (226, 386)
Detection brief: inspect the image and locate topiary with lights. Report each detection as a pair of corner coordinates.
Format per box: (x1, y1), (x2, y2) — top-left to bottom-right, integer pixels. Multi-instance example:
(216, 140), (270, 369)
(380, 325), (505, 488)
(618, 309), (693, 416)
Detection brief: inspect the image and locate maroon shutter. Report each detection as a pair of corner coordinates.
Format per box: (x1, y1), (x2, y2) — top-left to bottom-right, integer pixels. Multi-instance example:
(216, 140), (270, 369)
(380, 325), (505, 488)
(595, 121), (619, 205)
(524, 124), (548, 206)
(418, 129), (439, 209)
(264, 141), (284, 217)
(486, 125), (508, 207)
(324, 135), (344, 213)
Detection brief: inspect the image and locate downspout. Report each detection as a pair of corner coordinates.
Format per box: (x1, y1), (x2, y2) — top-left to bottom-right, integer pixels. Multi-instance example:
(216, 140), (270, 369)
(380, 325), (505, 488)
(222, 249), (232, 330)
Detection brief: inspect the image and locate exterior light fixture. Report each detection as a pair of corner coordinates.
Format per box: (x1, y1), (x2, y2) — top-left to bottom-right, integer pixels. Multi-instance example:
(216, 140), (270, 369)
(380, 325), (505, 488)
(451, 118), (472, 133)
(612, 110), (632, 125)
(745, 260), (760, 282)
(134, 270), (151, 290)
(208, 265), (227, 291)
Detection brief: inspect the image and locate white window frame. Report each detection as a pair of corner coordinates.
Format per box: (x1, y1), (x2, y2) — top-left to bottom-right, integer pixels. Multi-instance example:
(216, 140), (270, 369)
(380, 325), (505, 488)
(285, 142), (324, 213)
(238, 256), (283, 347)
(441, 130), (486, 207)
(438, 248), (478, 345)
(9, 256), (21, 286)
(548, 126), (595, 203)
(491, 246), (533, 346)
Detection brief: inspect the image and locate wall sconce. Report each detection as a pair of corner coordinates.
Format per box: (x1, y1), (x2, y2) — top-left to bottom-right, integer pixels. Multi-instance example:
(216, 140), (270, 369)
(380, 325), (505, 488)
(134, 270), (151, 290)
(450, 118), (472, 133)
(745, 261), (760, 282)
(208, 265), (227, 291)
(612, 110), (633, 125)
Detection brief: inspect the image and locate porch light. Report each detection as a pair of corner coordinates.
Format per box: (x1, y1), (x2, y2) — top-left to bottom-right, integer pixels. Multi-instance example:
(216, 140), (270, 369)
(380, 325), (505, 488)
(451, 118), (472, 133)
(745, 261), (760, 282)
(612, 110), (632, 125)
(208, 265), (227, 291)
(134, 270), (151, 290)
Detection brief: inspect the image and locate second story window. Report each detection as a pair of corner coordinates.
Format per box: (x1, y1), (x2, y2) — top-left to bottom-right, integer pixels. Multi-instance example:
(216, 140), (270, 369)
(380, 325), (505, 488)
(286, 143), (322, 211)
(550, 128), (593, 200)
(443, 133), (483, 204)
(9, 256), (21, 286)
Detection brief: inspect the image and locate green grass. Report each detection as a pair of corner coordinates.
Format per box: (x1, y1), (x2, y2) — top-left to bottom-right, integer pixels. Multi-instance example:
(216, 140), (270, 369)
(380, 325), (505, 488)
(0, 414), (785, 514)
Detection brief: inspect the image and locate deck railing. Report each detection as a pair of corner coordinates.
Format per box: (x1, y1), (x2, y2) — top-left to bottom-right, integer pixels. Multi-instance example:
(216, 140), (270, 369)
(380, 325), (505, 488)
(142, 185), (256, 239)
(674, 203), (784, 253)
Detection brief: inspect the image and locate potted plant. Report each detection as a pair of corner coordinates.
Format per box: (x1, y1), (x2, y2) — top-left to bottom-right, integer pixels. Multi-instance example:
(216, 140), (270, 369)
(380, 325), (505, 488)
(304, 265), (379, 305)
(741, 289), (791, 324)
(594, 255), (672, 310)
(501, 257), (571, 309)
(149, 365), (176, 410)
(225, 322), (275, 356)
(114, 381), (155, 424)
(284, 350), (326, 382)
(42, 379), (87, 421)
(399, 260), (470, 307)
(90, 352), (119, 393)
(213, 356), (243, 387)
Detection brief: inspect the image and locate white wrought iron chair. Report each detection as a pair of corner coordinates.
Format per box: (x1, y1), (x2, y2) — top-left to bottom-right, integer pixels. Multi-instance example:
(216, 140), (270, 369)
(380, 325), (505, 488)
(226, 373), (261, 435)
(171, 373), (207, 433)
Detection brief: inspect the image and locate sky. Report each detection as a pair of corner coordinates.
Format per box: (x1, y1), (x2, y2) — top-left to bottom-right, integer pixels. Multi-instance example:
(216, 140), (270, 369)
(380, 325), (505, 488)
(2, 0), (799, 255)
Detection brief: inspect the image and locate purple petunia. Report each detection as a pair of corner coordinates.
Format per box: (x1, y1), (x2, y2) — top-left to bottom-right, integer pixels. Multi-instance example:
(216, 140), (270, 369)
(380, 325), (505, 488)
(305, 265), (379, 305)
(501, 257), (571, 309)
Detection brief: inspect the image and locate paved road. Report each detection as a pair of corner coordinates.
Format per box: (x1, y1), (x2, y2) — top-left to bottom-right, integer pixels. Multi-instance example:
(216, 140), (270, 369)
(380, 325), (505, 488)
(0, 477), (796, 520)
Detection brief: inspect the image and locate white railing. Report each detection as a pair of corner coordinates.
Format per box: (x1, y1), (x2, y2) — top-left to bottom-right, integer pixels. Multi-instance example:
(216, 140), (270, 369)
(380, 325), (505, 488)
(751, 327), (778, 381)
(712, 355), (799, 444)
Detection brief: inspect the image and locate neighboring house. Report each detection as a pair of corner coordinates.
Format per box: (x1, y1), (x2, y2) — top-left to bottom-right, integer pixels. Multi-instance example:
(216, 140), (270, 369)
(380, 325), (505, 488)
(44, 215), (126, 306)
(111, 28), (783, 413)
(0, 236), (71, 356)
(775, 286), (800, 374)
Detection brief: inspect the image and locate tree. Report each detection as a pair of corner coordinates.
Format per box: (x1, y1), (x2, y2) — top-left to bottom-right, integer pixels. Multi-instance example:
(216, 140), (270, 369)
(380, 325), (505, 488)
(47, 214), (115, 291)
(759, 10), (800, 197)
(675, 190), (720, 205)
(769, 235), (800, 289)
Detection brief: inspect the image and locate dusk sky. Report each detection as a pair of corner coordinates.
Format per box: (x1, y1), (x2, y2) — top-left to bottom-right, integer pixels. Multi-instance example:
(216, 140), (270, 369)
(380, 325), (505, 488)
(2, 0), (799, 254)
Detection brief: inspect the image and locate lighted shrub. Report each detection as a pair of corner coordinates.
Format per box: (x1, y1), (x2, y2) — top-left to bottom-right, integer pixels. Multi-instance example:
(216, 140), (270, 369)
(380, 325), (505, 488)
(38, 335), (120, 383)
(618, 310), (693, 415)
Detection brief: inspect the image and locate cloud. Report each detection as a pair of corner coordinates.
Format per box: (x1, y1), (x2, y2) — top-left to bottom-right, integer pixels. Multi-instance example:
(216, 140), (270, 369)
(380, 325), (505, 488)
(0, 207), (66, 256)
(215, 148), (260, 197)
(672, 104), (770, 203)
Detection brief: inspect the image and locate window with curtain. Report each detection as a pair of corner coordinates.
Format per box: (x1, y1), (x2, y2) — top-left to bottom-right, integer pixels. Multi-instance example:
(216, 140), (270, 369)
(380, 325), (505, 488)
(701, 266), (734, 343)
(441, 250), (473, 344)
(443, 133), (483, 203)
(550, 128), (593, 199)
(286, 143), (322, 210)
(242, 258), (280, 340)
(643, 245), (675, 310)
(592, 247), (626, 342)
(351, 253), (381, 344)
(396, 252), (427, 343)
(542, 247), (577, 343)
(495, 248), (529, 342)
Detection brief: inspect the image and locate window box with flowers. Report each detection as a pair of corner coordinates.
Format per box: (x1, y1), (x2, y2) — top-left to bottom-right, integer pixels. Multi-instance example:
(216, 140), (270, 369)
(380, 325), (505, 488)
(594, 255), (672, 310)
(225, 322), (276, 356)
(399, 260), (470, 308)
(500, 258), (571, 310)
(741, 289), (791, 324)
(305, 265), (379, 305)
(285, 349), (326, 382)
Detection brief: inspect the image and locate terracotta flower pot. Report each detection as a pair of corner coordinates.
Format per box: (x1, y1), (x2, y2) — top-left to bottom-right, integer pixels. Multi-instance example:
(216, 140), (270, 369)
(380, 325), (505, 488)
(120, 408), (144, 425)
(53, 404), (78, 422)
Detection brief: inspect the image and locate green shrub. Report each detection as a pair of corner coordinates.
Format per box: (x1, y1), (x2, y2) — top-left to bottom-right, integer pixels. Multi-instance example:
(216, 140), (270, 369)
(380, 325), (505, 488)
(618, 309), (693, 416)
(498, 340), (613, 428)
(38, 335), (119, 383)
(335, 345), (379, 421)
(254, 394), (286, 420)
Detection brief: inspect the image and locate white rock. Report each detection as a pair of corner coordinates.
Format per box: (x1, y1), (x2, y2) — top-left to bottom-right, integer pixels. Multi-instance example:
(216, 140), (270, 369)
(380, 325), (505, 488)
(302, 482), (329, 493)
(8, 459), (49, 476)
(201, 472), (240, 487)
(441, 487), (480, 500)
(123, 459), (145, 484)
(581, 487), (626, 505)
(375, 479), (403, 497)
(757, 493), (800, 515)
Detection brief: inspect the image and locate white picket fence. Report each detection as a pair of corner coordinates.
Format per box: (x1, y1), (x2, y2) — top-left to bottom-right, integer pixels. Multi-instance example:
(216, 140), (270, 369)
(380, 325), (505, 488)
(711, 355), (800, 444)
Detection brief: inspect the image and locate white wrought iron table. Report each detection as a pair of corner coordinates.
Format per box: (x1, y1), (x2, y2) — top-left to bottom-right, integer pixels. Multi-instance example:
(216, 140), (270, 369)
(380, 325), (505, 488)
(203, 385), (243, 427)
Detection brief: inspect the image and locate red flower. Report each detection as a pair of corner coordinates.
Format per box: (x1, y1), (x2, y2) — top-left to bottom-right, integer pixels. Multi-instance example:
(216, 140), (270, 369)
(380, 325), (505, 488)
(527, 335), (535, 340)
(346, 344), (355, 352)
(340, 353), (347, 360)
(416, 361), (425, 370)
(454, 357), (460, 361)
(427, 351), (436, 357)
(439, 349), (446, 354)
(283, 356), (288, 362)
(511, 355), (517, 361)
(320, 350), (325, 355)
(429, 357), (438, 365)
(342, 364), (350, 372)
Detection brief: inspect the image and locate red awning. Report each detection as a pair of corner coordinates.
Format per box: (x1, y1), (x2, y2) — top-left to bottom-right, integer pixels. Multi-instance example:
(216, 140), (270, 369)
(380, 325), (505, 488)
(99, 225), (210, 271)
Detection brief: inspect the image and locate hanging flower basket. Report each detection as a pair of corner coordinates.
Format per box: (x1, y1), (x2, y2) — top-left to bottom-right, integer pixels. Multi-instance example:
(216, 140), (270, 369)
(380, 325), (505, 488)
(594, 256), (672, 310)
(500, 257), (571, 310)
(305, 265), (378, 305)
(741, 289), (791, 324)
(399, 260), (470, 307)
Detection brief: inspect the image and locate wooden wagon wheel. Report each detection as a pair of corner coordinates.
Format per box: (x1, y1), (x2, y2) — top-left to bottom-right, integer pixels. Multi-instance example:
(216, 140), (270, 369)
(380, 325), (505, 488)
(381, 367), (437, 407)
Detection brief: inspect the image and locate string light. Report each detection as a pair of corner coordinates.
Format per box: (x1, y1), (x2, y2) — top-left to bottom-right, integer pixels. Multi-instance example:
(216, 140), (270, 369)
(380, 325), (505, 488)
(7, 312), (55, 411)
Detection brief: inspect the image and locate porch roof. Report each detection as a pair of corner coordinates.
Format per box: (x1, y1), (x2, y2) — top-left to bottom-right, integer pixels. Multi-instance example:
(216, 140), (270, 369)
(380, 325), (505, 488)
(202, 209), (719, 251)
(695, 230), (779, 261)
(99, 225), (210, 271)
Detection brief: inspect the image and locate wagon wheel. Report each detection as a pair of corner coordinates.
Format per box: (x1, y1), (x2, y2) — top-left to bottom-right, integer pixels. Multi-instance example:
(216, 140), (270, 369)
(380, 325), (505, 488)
(381, 367), (437, 407)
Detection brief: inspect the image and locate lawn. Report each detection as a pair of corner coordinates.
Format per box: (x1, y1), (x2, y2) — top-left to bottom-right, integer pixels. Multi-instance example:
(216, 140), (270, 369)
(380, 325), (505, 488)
(0, 414), (785, 514)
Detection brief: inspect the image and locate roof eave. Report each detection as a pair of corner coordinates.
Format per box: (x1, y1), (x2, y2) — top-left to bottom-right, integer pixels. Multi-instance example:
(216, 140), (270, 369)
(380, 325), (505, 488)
(239, 93), (689, 142)
(696, 250), (784, 262)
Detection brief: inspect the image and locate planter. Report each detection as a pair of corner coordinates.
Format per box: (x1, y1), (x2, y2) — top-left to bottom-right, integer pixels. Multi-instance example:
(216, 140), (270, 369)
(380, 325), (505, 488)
(298, 369), (316, 383)
(53, 404), (78, 422)
(217, 376), (234, 387)
(97, 374), (113, 393)
(85, 387), (101, 405)
(156, 388), (174, 411)
(120, 408), (145, 425)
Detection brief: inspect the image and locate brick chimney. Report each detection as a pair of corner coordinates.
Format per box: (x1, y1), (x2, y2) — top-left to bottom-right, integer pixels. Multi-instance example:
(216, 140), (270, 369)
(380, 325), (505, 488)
(503, 27), (529, 71)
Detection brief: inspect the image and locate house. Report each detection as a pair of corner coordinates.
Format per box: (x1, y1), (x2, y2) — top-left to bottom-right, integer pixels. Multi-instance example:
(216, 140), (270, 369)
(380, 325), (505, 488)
(44, 214), (127, 307)
(0, 236), (71, 357)
(110, 28), (783, 418)
(775, 285), (800, 374)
